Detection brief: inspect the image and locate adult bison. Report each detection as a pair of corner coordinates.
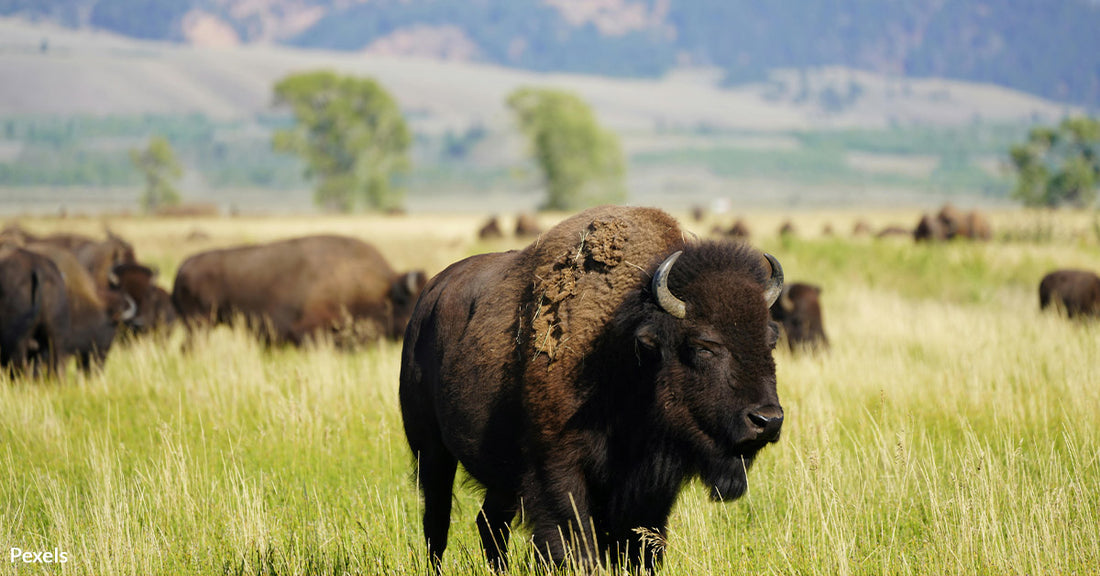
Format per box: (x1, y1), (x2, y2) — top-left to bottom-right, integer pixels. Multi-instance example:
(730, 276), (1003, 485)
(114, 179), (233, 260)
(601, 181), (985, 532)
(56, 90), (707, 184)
(1039, 269), (1100, 318)
(0, 247), (70, 376)
(514, 212), (543, 238)
(400, 206), (785, 572)
(24, 243), (136, 371)
(914, 213), (947, 242)
(770, 282), (829, 352)
(477, 216), (504, 240)
(173, 235), (426, 345)
(936, 204), (992, 241)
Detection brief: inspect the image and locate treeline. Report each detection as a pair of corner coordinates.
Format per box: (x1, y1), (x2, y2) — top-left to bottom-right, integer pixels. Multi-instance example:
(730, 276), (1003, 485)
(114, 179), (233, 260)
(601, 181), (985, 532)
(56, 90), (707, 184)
(0, 114), (306, 189)
(5, 0), (1099, 106)
(0, 112), (1025, 199)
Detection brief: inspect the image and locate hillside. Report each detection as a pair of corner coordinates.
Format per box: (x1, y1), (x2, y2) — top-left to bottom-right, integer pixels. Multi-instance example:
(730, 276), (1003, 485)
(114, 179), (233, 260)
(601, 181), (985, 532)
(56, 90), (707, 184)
(0, 17), (1079, 214)
(2, 0), (1099, 107)
(0, 18), (1072, 130)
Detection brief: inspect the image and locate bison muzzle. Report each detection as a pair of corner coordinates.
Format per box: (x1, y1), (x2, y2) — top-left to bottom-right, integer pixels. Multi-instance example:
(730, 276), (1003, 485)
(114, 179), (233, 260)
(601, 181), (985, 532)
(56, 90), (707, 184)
(400, 206), (785, 572)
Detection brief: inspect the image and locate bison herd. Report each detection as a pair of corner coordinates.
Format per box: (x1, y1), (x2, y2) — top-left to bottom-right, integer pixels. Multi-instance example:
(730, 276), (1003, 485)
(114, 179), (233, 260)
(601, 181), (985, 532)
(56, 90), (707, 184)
(1, 226), (426, 376)
(2, 204), (1098, 573)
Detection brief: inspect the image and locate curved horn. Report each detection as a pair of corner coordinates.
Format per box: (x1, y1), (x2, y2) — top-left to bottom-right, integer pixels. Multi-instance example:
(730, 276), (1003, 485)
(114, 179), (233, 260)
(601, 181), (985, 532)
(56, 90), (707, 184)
(120, 294), (137, 322)
(762, 253), (784, 308)
(652, 250), (686, 319)
(107, 268), (120, 288)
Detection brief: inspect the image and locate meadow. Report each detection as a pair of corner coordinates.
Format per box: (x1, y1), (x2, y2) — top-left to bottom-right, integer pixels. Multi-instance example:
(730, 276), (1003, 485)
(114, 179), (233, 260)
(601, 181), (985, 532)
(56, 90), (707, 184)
(2, 208), (1099, 575)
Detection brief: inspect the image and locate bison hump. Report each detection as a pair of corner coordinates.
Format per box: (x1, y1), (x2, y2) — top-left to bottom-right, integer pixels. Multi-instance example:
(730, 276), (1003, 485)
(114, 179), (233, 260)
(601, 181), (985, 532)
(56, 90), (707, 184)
(524, 206), (683, 368)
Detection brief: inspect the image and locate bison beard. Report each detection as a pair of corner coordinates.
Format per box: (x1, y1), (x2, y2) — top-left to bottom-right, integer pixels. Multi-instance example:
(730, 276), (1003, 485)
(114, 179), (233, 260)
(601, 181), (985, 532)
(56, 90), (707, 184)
(400, 206), (785, 573)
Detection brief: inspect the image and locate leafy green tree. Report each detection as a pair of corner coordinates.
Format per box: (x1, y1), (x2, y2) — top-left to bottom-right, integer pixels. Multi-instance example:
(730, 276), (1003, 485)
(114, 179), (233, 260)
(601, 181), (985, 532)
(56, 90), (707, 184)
(507, 87), (626, 211)
(272, 71), (411, 212)
(129, 135), (182, 212)
(1009, 116), (1100, 208)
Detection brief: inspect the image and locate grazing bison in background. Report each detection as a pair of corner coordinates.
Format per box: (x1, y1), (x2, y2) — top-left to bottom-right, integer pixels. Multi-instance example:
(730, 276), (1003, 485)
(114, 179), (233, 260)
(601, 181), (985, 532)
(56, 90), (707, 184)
(726, 218), (752, 240)
(24, 243), (136, 371)
(935, 204), (992, 241)
(514, 212), (543, 238)
(770, 282), (829, 352)
(0, 247), (70, 376)
(11, 227), (139, 289)
(1039, 269), (1100, 318)
(477, 216), (504, 240)
(876, 225), (911, 239)
(913, 213), (948, 242)
(173, 235), (426, 345)
(401, 205), (785, 572)
(852, 219), (872, 237)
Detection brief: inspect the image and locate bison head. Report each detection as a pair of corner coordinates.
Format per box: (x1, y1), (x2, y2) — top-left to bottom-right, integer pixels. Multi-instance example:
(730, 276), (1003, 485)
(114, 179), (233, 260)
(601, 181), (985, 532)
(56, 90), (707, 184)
(109, 263), (175, 334)
(629, 242), (784, 501)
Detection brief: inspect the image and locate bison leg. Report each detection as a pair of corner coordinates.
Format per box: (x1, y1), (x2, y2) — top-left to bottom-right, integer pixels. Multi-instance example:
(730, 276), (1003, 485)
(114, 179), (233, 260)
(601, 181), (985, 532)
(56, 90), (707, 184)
(418, 449), (457, 573)
(476, 490), (518, 571)
(525, 470), (597, 570)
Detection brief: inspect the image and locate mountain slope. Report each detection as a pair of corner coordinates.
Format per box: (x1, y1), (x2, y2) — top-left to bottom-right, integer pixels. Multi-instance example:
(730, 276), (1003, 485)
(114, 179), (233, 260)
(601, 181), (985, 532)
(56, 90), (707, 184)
(2, 0), (1099, 107)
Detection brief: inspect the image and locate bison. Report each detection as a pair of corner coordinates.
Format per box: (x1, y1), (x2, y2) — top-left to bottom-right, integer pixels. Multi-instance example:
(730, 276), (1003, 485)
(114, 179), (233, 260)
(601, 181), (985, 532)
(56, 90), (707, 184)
(400, 205), (785, 572)
(1039, 269), (1100, 318)
(935, 204), (992, 241)
(173, 235), (426, 345)
(0, 247), (70, 376)
(24, 243), (136, 371)
(477, 216), (504, 240)
(770, 282), (829, 352)
(514, 212), (543, 238)
(914, 213), (947, 242)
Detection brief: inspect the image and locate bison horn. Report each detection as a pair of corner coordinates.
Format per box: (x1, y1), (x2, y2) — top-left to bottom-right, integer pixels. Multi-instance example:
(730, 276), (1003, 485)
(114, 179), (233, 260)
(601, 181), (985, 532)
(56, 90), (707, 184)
(653, 250), (687, 319)
(120, 294), (137, 322)
(107, 269), (120, 288)
(405, 271), (423, 296)
(762, 253), (784, 308)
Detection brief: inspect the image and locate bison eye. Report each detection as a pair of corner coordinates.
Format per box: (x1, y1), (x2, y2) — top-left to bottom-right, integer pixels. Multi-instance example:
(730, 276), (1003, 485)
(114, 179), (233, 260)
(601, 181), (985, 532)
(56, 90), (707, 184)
(693, 346), (714, 359)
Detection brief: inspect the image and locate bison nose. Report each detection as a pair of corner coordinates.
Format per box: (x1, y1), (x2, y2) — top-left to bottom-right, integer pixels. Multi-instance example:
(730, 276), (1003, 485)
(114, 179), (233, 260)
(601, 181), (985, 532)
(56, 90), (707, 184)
(747, 405), (784, 443)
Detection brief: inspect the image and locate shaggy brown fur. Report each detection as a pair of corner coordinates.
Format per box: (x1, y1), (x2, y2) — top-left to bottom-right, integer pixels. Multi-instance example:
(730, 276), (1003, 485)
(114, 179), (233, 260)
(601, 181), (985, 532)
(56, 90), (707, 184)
(1039, 269), (1100, 318)
(0, 247), (70, 376)
(401, 205), (785, 573)
(173, 235), (426, 345)
(24, 243), (129, 371)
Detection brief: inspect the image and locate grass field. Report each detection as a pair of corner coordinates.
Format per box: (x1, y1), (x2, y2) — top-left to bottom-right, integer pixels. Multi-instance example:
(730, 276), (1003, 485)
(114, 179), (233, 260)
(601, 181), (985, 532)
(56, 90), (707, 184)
(2, 208), (1099, 575)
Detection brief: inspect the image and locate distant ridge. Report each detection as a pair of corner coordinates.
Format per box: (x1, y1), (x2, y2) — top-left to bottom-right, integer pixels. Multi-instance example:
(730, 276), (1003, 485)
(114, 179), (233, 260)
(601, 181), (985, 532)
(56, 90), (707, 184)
(1, 0), (1099, 107)
(0, 18), (1073, 132)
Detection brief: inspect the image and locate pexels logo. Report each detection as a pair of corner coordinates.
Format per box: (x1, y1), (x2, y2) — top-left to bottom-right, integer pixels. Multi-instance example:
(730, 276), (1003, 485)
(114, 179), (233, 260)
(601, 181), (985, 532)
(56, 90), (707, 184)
(10, 548), (69, 564)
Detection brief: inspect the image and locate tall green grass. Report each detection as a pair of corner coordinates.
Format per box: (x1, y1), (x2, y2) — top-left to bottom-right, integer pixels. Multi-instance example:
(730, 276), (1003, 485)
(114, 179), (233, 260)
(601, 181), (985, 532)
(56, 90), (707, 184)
(2, 213), (1098, 575)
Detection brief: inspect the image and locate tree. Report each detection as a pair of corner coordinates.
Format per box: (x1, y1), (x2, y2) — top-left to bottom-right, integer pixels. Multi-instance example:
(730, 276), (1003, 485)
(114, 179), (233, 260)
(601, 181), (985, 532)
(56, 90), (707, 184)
(507, 87), (626, 211)
(130, 135), (182, 213)
(1009, 116), (1100, 208)
(272, 71), (411, 212)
